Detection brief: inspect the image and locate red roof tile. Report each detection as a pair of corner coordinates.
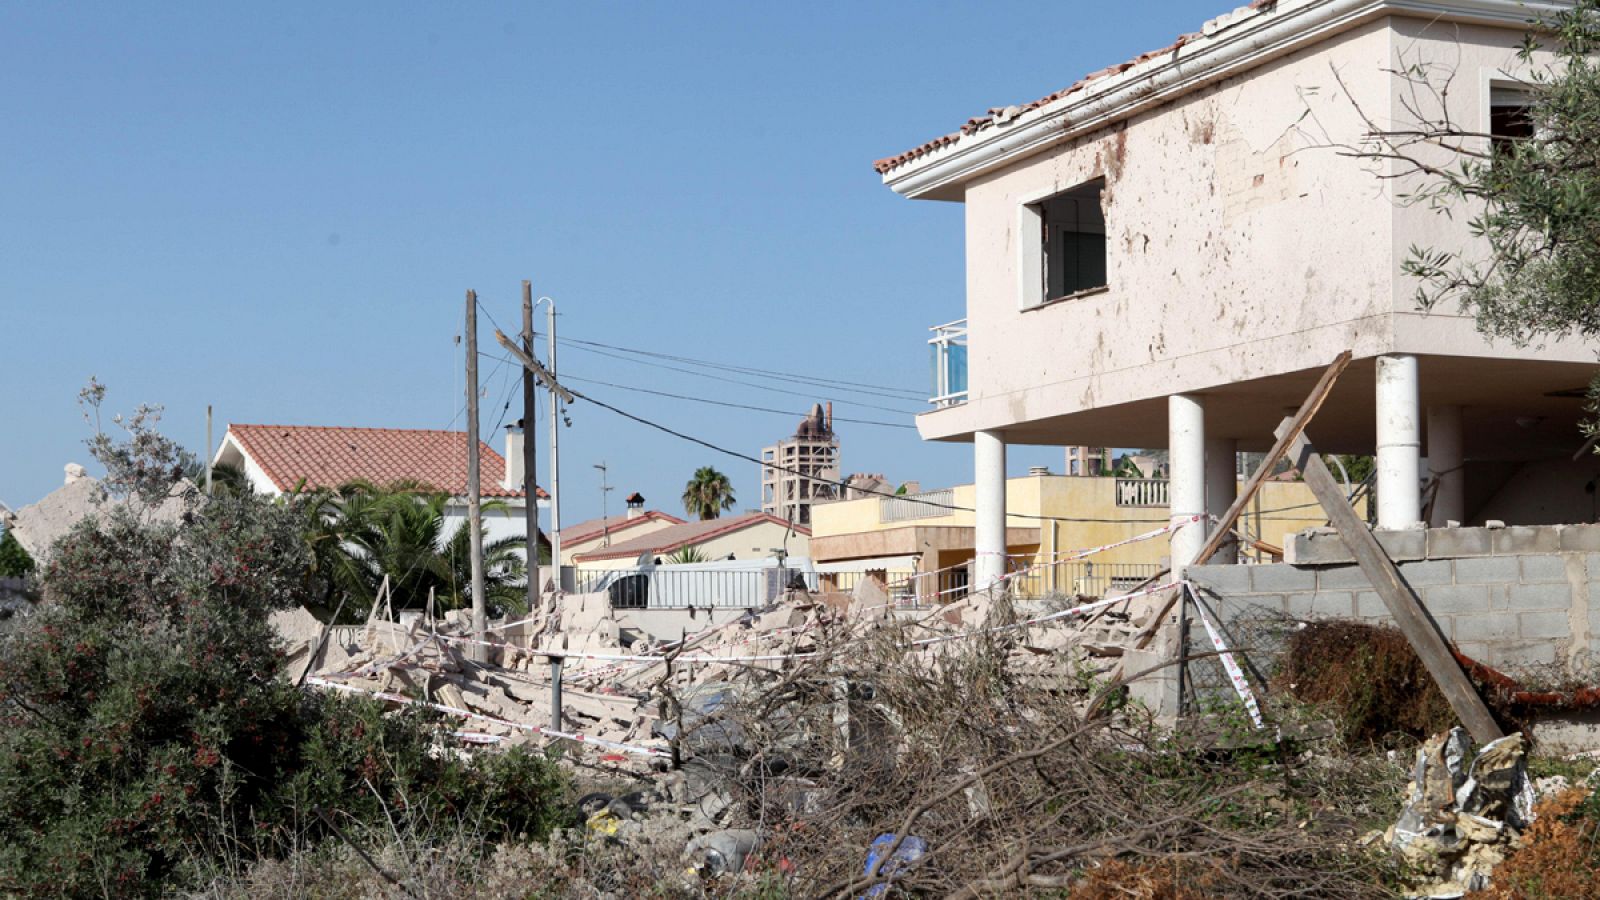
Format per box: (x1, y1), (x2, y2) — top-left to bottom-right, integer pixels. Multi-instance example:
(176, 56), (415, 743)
(873, 0), (1278, 176)
(573, 511), (810, 563)
(557, 510), (685, 547)
(227, 424), (548, 500)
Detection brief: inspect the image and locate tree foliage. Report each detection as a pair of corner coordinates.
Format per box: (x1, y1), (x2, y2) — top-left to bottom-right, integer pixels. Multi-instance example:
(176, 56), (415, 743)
(682, 465), (737, 520)
(1353, 3), (1600, 348)
(0, 530), (32, 579)
(0, 397), (566, 897)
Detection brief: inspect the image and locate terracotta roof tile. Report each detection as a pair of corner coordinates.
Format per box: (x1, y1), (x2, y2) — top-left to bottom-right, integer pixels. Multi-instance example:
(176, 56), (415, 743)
(227, 424), (548, 500)
(873, 0), (1279, 176)
(573, 512), (810, 562)
(557, 510), (685, 547)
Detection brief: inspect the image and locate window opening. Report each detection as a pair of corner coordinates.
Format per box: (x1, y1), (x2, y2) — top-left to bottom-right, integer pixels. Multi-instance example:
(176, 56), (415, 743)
(1036, 180), (1107, 303)
(1489, 85), (1535, 156)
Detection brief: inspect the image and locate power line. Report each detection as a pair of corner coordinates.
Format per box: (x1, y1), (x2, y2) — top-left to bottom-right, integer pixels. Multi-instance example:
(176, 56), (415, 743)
(555, 334), (925, 399)
(559, 373), (917, 429)
(557, 381), (1176, 526)
(552, 342), (924, 416)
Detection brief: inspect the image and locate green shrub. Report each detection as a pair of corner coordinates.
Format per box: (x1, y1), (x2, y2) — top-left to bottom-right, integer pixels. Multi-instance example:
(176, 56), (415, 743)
(0, 490), (567, 897)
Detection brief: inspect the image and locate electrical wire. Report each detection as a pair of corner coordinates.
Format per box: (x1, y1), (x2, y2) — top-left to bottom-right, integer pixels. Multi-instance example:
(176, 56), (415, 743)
(550, 342), (924, 416)
(558, 373), (917, 429)
(554, 334), (924, 399)
(559, 380), (1176, 525)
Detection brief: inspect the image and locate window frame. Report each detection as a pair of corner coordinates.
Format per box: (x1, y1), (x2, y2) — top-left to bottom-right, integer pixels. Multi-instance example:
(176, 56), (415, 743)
(1016, 178), (1110, 311)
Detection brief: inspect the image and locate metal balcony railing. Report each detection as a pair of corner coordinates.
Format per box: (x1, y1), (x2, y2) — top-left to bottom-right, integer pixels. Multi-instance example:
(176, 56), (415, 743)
(1115, 478), (1170, 507)
(928, 318), (968, 408)
(879, 488), (954, 523)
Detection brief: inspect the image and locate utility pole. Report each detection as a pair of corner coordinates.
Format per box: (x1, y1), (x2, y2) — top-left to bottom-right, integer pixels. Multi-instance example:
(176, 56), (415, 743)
(547, 297), (563, 579)
(521, 281), (540, 617)
(595, 462), (613, 546)
(204, 405), (213, 494)
(465, 290), (487, 663)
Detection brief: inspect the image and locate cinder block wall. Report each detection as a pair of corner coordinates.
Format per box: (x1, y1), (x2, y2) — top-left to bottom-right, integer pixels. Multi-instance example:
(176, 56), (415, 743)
(1187, 524), (1600, 672)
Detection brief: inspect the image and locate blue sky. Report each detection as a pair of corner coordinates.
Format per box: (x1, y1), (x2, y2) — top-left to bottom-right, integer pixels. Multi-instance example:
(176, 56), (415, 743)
(0, 1), (1214, 522)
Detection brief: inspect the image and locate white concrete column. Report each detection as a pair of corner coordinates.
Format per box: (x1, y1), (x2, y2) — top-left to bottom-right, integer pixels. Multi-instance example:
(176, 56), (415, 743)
(1205, 436), (1239, 562)
(1376, 353), (1423, 529)
(974, 430), (1008, 592)
(1169, 394), (1207, 576)
(1427, 404), (1465, 526)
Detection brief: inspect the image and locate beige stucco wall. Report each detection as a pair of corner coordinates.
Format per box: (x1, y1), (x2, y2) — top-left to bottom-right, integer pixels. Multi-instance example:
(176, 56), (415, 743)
(811, 475), (1339, 572)
(560, 517), (678, 566)
(575, 519), (810, 572)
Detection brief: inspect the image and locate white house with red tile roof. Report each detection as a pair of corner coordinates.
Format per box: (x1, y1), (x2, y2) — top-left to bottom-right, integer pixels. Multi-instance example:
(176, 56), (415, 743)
(879, 0), (1599, 589)
(212, 423), (548, 552)
(572, 511), (810, 569)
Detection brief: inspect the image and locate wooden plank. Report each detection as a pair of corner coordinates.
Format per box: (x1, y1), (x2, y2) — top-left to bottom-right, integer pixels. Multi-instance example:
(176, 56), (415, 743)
(1087, 353), (1354, 720)
(1129, 351), (1353, 652)
(495, 329), (575, 403)
(1287, 425), (1504, 744)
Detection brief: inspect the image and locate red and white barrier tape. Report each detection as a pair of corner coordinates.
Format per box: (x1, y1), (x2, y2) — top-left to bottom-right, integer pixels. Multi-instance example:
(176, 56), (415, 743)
(305, 677), (672, 759)
(911, 580), (1180, 648)
(1188, 588), (1265, 729)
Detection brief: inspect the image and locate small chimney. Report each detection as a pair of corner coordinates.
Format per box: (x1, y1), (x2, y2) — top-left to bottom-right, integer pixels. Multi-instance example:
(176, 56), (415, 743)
(826, 402), (833, 433)
(625, 492), (646, 519)
(503, 425), (524, 492)
(1029, 465), (1051, 477)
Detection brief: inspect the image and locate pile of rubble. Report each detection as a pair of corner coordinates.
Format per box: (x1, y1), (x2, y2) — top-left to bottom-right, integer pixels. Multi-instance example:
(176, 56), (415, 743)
(1386, 728), (1537, 898)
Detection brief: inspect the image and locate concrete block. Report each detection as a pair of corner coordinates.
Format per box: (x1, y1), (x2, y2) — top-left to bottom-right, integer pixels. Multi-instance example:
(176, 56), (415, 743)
(1283, 528), (1350, 566)
(1520, 554), (1572, 584)
(1376, 528), (1427, 561)
(1561, 525), (1600, 553)
(1397, 559), (1454, 587)
(1355, 591), (1389, 618)
(1310, 592), (1355, 618)
(1316, 565), (1373, 590)
(1455, 640), (1491, 660)
(1420, 584), (1491, 616)
(1480, 640), (1559, 668)
(1507, 581), (1573, 611)
(1452, 615), (1516, 642)
(1428, 527), (1492, 559)
(1519, 610), (1573, 641)
(1250, 565), (1317, 593)
(1186, 564), (1250, 596)
(1493, 526), (1562, 556)
(1454, 556), (1521, 585)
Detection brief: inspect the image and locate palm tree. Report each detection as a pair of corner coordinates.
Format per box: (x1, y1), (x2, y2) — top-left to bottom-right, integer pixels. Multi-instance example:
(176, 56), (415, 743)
(293, 479), (529, 622)
(682, 466), (736, 520)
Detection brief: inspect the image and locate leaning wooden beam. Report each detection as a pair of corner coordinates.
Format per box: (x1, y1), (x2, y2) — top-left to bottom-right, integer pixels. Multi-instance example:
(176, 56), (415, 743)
(1288, 424), (1504, 745)
(1086, 352), (1353, 719)
(1131, 350), (1354, 652)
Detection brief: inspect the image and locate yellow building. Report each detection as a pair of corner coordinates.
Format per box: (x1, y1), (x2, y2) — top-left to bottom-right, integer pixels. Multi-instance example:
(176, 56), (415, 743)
(809, 473), (1347, 599)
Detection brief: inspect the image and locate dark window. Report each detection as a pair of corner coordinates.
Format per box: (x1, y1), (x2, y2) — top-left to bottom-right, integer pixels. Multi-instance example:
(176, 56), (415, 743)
(1036, 180), (1107, 302)
(1490, 86), (1535, 157)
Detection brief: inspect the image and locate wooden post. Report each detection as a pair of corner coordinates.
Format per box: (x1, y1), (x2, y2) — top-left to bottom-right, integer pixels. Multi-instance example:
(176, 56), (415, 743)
(549, 656), (563, 733)
(466, 291), (488, 664)
(1287, 425), (1503, 744)
(522, 281), (540, 618)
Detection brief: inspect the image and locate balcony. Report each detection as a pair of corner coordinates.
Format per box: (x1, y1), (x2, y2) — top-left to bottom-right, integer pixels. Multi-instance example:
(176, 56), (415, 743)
(928, 318), (968, 408)
(1115, 478), (1169, 507)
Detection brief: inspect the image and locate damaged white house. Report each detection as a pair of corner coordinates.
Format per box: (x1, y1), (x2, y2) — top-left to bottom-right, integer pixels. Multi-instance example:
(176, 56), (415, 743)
(879, 0), (1598, 596)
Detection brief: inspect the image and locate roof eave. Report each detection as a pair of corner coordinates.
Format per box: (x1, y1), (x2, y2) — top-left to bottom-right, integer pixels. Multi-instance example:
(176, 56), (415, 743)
(881, 0), (1561, 201)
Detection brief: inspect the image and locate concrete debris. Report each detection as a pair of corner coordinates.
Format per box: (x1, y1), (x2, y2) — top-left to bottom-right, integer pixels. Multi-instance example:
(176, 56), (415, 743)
(1387, 728), (1534, 898)
(293, 581), (1184, 867)
(2, 467), (193, 562)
